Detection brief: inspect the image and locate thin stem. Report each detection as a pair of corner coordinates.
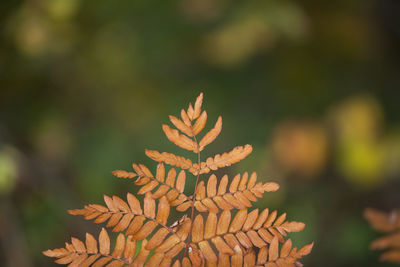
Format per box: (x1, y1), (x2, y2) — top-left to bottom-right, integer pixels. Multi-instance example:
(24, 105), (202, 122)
(72, 251), (130, 264)
(185, 135), (201, 255)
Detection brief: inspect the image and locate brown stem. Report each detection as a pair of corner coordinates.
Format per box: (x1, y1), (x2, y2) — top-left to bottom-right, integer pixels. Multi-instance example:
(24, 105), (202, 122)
(185, 135), (201, 255)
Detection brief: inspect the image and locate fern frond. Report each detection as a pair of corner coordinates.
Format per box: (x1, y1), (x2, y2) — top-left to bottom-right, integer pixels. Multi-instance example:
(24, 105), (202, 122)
(69, 193), (174, 238)
(254, 237), (314, 267)
(145, 149), (196, 174)
(147, 94), (248, 174)
(185, 209), (305, 259)
(145, 145), (253, 176)
(144, 218), (192, 265)
(167, 237), (313, 266)
(169, 115), (194, 137)
(112, 170), (137, 179)
(43, 228), (149, 266)
(215, 238), (313, 267)
(144, 209), (306, 266)
(162, 124), (199, 152)
(191, 144), (253, 175)
(163, 93), (220, 151)
(169, 111), (207, 137)
(177, 172), (279, 213)
(44, 92), (313, 266)
(113, 163), (189, 206)
(133, 163), (188, 204)
(365, 208), (400, 264)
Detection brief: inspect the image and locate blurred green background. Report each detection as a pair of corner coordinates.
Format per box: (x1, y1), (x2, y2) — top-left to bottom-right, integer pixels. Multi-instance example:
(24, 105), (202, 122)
(1, 0), (400, 266)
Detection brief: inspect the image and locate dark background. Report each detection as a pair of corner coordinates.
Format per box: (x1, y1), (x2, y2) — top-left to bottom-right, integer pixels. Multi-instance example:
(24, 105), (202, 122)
(1, 0), (400, 266)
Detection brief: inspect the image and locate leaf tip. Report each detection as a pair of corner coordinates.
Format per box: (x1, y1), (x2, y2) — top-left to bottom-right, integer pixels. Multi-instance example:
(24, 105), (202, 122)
(67, 209), (78, 215)
(42, 249), (53, 257)
(263, 182), (280, 192)
(298, 242), (314, 256)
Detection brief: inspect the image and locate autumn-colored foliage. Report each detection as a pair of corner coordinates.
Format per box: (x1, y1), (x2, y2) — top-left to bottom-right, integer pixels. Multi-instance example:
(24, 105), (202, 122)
(365, 208), (400, 264)
(43, 93), (313, 266)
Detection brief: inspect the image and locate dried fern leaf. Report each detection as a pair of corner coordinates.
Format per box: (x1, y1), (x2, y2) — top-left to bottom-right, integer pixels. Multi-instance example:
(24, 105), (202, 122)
(145, 149), (203, 176)
(43, 228), (142, 266)
(180, 109), (191, 127)
(44, 92), (314, 267)
(180, 209), (305, 262)
(151, 217), (191, 253)
(66, 201), (192, 265)
(254, 237), (314, 267)
(167, 93), (208, 139)
(177, 172), (279, 213)
(191, 144), (253, 175)
(173, 238), (313, 266)
(115, 163), (189, 206)
(198, 116), (222, 151)
(169, 115), (194, 137)
(145, 149), (194, 171)
(192, 92), (203, 120)
(192, 111), (207, 136)
(112, 170), (137, 179)
(187, 103), (195, 120)
(69, 193), (179, 241)
(169, 93), (205, 136)
(162, 124), (199, 152)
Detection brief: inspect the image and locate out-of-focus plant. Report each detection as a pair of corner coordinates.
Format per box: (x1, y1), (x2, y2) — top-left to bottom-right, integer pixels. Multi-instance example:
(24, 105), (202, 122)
(269, 94), (400, 190)
(270, 121), (328, 178)
(330, 95), (385, 188)
(201, 2), (308, 67)
(0, 146), (18, 196)
(365, 208), (400, 264)
(6, 0), (79, 57)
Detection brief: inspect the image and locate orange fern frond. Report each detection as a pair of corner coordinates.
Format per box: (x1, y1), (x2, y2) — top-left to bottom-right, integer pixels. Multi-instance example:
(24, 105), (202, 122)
(254, 237), (314, 267)
(112, 170), (137, 179)
(145, 146), (255, 177)
(113, 163), (189, 206)
(132, 163), (187, 203)
(162, 124), (199, 152)
(145, 149), (195, 173)
(176, 172), (279, 213)
(191, 144), (253, 175)
(162, 93), (217, 152)
(135, 209), (306, 266)
(43, 228), (148, 266)
(69, 193), (172, 237)
(186, 209), (305, 254)
(44, 92), (313, 266)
